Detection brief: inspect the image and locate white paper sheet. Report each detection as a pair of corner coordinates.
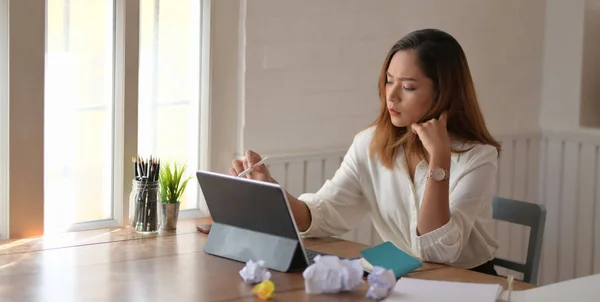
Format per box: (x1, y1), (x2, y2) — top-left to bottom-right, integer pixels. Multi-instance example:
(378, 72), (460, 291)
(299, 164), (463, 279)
(384, 278), (502, 302)
(498, 273), (600, 302)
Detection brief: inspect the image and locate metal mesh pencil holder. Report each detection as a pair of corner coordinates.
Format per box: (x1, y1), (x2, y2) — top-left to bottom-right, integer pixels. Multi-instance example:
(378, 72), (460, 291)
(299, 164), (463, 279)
(129, 178), (161, 233)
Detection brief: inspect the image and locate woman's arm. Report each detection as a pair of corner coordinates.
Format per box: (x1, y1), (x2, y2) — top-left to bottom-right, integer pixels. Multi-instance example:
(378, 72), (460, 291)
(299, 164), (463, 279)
(295, 134), (370, 237)
(411, 145), (498, 264)
(417, 154), (451, 235)
(288, 194), (312, 232)
(410, 112), (453, 235)
(231, 132), (370, 237)
(271, 180), (312, 232)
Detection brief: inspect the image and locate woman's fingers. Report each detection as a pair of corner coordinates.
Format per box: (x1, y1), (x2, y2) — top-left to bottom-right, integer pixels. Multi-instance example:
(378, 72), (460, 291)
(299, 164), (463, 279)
(245, 150), (264, 176)
(232, 159), (244, 175)
(246, 150), (262, 165)
(230, 150), (272, 182)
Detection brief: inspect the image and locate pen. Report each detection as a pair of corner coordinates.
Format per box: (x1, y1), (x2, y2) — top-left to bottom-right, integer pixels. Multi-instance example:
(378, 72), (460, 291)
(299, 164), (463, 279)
(237, 156), (269, 178)
(506, 274), (514, 302)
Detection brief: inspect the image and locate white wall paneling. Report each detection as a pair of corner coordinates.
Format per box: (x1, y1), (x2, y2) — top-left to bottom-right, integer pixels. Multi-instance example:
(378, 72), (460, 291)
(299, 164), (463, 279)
(536, 128), (600, 285)
(491, 134), (541, 280)
(265, 150), (382, 246)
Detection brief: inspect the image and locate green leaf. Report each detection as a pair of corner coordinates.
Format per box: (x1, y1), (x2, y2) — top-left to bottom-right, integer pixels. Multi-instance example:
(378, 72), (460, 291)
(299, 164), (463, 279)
(158, 160), (192, 203)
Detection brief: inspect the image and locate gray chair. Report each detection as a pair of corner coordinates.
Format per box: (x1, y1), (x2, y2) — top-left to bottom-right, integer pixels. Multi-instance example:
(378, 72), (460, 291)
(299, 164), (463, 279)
(491, 196), (547, 284)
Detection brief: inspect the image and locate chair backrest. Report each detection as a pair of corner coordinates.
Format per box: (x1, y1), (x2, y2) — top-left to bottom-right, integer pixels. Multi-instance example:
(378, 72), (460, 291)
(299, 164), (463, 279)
(491, 196), (547, 284)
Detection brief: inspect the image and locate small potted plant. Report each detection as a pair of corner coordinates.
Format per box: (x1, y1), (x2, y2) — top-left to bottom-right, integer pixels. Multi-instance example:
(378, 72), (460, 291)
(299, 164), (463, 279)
(159, 161), (192, 230)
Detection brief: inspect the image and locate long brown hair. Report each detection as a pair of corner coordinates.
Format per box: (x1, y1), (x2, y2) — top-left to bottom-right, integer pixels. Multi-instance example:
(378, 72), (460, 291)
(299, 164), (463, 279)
(370, 29), (500, 169)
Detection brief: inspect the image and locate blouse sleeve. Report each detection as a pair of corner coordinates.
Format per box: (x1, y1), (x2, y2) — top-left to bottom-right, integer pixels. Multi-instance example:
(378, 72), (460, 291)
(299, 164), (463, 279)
(410, 145), (498, 264)
(297, 135), (370, 238)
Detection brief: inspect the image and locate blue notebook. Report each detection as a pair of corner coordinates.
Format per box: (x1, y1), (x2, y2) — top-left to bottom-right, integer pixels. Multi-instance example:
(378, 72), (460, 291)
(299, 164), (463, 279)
(359, 241), (422, 278)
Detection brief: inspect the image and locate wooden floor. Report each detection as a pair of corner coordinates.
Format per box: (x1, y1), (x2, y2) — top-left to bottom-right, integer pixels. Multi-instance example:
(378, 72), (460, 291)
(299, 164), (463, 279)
(0, 219), (534, 301)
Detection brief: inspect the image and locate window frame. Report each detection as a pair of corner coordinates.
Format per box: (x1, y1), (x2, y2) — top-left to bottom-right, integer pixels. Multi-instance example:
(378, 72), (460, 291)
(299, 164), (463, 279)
(189, 0), (212, 218)
(4, 0), (212, 237)
(197, 0), (212, 217)
(0, 0), (9, 240)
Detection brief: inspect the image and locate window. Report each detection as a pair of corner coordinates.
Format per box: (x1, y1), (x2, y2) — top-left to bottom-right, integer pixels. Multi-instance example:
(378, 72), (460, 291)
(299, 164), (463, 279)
(40, 0), (210, 232)
(0, 0), (8, 239)
(44, 0), (116, 229)
(138, 0), (202, 211)
(2, 0), (210, 237)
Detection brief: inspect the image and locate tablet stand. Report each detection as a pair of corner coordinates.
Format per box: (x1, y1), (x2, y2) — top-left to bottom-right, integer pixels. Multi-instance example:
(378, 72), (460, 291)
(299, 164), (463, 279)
(204, 222), (309, 272)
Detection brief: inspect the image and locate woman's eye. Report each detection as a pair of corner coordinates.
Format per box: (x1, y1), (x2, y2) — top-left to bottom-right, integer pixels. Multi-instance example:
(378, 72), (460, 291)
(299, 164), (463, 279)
(403, 86), (416, 91)
(385, 79), (392, 85)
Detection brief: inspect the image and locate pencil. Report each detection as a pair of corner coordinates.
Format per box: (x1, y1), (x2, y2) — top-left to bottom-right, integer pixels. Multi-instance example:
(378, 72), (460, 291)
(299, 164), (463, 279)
(131, 155), (162, 232)
(137, 156), (143, 180)
(156, 159), (160, 181)
(237, 157), (269, 178)
(132, 157), (137, 179)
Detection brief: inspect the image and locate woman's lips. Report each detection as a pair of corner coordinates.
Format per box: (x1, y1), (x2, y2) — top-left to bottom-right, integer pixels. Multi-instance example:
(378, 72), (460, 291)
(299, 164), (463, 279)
(388, 108), (400, 116)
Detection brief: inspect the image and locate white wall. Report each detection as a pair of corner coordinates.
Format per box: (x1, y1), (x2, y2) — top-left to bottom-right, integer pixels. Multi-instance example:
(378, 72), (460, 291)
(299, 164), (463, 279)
(237, 0), (546, 156)
(209, 0), (242, 174)
(540, 0), (600, 130)
(540, 0), (586, 130)
(581, 0), (600, 128)
(7, 0), (45, 238)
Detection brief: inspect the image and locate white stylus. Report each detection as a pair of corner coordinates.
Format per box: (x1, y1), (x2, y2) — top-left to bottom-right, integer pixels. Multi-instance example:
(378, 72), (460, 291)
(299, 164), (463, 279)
(237, 156), (269, 178)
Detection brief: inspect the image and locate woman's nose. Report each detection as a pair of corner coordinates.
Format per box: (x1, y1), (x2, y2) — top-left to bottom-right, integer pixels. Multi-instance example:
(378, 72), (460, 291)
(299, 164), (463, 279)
(388, 92), (401, 103)
(388, 85), (402, 103)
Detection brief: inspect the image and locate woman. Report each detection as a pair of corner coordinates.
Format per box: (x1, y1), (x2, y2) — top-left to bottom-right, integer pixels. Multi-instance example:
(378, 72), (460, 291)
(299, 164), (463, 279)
(230, 28), (501, 276)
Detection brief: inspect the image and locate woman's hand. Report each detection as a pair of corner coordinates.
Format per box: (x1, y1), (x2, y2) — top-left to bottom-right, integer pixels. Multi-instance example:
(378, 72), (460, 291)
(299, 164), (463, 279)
(411, 112), (451, 162)
(229, 150), (275, 183)
(230, 150), (311, 230)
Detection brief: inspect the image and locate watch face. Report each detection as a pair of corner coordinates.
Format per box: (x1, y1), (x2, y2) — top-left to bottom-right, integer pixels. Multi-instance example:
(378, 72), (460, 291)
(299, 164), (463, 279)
(432, 168), (446, 181)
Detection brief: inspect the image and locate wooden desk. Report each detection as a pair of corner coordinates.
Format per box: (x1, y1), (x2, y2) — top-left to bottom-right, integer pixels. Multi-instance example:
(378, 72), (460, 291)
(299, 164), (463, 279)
(0, 219), (534, 301)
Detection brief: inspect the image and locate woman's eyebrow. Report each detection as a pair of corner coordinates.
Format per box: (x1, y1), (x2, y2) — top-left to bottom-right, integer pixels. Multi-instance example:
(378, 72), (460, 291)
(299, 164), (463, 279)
(386, 71), (416, 81)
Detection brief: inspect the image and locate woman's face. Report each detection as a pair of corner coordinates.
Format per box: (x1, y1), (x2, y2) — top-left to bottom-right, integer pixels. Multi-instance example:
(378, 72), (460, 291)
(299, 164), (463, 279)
(385, 50), (435, 128)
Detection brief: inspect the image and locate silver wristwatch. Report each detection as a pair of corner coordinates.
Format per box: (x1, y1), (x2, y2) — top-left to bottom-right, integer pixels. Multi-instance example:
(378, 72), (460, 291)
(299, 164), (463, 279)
(428, 166), (449, 181)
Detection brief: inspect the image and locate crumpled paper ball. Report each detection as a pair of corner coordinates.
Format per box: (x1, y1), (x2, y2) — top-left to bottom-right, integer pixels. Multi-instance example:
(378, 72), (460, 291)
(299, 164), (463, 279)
(239, 260), (272, 284)
(302, 255), (364, 294)
(253, 280), (275, 300)
(366, 266), (396, 300)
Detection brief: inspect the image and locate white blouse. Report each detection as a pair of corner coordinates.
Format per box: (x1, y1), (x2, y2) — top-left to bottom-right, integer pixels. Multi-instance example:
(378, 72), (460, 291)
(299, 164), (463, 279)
(298, 127), (499, 269)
